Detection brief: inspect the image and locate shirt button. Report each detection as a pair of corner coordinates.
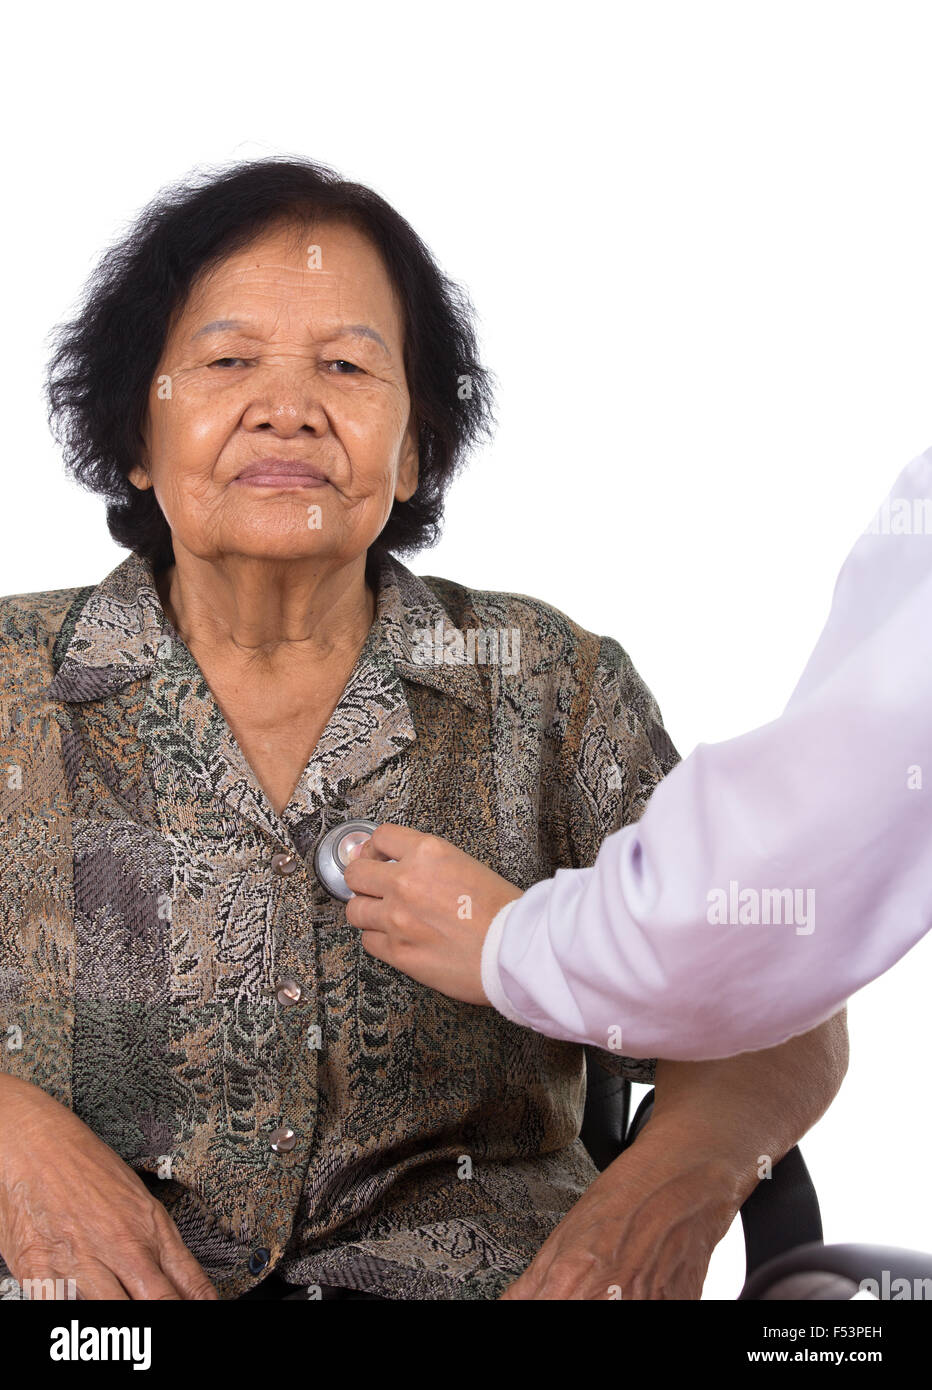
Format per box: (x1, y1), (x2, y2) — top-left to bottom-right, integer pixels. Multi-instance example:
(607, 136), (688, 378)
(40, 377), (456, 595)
(248, 1248), (271, 1276)
(275, 977), (302, 1006)
(271, 851), (299, 876)
(269, 1126), (297, 1153)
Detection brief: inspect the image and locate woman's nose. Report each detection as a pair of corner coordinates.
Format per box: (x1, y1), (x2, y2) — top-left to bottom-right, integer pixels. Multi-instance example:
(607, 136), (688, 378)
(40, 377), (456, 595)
(241, 369), (330, 436)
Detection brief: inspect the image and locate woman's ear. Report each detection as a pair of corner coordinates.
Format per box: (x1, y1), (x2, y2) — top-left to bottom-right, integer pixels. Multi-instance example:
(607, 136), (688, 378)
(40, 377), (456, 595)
(128, 461), (152, 490)
(129, 429), (152, 490)
(395, 423), (419, 502)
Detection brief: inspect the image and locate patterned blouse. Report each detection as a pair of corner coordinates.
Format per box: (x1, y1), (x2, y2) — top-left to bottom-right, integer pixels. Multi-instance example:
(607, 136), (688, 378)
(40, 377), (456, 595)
(0, 546), (679, 1300)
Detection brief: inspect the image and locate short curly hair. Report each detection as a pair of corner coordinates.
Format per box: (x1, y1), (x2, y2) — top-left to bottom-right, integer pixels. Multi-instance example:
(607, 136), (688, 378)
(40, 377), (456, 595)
(45, 156), (497, 573)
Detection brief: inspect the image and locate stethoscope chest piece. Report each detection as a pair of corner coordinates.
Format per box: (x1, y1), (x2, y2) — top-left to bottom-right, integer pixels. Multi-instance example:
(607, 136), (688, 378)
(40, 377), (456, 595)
(314, 819), (378, 901)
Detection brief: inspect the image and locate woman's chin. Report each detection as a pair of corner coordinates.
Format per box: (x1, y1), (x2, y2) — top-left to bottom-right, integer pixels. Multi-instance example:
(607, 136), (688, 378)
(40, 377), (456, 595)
(191, 531), (354, 565)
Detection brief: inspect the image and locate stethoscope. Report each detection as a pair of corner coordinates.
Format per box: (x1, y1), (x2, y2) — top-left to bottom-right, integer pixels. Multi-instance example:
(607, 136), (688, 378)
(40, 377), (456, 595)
(312, 818), (380, 901)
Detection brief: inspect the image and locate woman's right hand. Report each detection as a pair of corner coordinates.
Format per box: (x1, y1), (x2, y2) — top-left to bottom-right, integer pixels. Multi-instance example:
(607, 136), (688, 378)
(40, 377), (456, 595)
(0, 1075), (219, 1299)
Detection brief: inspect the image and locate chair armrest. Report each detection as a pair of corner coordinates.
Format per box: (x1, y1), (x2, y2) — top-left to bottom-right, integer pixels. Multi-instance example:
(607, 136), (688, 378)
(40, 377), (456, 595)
(740, 1240), (932, 1299)
(580, 1059), (631, 1171)
(739, 1143), (823, 1277)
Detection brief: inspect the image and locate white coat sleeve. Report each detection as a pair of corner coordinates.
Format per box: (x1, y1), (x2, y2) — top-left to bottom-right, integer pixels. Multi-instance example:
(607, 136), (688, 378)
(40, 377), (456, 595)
(480, 443), (932, 1060)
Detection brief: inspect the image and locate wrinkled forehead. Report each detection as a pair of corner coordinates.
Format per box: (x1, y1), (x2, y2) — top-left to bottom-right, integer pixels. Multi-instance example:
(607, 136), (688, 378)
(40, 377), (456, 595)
(174, 217), (404, 340)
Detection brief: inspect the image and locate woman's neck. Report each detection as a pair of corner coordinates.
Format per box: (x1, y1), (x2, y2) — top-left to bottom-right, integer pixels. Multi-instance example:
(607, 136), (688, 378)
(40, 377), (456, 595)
(154, 550), (377, 673)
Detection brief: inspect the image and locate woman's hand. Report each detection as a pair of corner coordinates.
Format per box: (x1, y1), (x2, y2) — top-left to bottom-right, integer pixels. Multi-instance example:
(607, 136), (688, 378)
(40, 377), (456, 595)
(343, 823), (524, 1004)
(0, 1075), (219, 1300)
(500, 1124), (739, 1300)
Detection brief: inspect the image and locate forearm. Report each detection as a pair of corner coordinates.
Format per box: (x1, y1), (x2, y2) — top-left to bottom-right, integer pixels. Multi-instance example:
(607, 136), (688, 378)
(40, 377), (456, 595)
(642, 1008), (849, 1205)
(0, 1072), (48, 1111)
(514, 1008), (848, 1299)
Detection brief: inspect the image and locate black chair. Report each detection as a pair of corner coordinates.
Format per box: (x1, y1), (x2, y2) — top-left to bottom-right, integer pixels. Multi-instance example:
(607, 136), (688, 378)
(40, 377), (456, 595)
(581, 1056), (932, 1299)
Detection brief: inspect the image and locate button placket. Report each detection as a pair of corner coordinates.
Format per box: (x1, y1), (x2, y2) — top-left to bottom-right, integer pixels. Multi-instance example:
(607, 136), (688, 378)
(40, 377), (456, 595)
(267, 847), (306, 1012)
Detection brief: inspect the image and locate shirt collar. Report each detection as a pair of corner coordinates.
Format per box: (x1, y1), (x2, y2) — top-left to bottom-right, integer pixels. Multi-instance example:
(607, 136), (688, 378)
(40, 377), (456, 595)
(45, 548), (487, 715)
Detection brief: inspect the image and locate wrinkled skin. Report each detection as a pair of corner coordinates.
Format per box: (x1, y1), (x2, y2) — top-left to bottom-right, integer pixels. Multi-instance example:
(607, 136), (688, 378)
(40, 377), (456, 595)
(0, 1076), (218, 1299)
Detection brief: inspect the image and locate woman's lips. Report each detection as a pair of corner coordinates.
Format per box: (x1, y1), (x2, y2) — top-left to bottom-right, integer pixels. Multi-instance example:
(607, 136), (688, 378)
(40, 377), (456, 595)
(232, 474), (329, 488)
(233, 458), (331, 488)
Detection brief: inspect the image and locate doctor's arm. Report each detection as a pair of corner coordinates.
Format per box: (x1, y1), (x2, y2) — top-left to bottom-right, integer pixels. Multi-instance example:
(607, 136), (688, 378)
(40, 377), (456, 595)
(489, 447), (932, 1059)
(348, 447), (932, 1061)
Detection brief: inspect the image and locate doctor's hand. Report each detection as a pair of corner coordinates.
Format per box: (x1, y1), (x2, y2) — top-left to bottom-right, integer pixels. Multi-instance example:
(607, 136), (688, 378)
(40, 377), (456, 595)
(342, 823), (524, 1004)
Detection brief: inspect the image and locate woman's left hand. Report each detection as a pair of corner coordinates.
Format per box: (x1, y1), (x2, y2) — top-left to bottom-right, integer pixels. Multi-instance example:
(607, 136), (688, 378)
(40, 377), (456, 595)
(342, 823), (524, 1004)
(499, 1135), (738, 1300)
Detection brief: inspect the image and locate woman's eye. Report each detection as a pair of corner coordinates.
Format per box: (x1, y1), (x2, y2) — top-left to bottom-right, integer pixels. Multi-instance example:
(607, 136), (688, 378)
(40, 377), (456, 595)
(205, 356), (361, 372)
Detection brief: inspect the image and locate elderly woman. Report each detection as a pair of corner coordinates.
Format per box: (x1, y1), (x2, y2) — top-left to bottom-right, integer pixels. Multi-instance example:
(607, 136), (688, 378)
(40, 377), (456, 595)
(0, 157), (847, 1302)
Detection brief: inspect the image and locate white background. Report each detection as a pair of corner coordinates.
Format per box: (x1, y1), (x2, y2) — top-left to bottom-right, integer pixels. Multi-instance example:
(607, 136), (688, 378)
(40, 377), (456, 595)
(2, 0), (930, 1299)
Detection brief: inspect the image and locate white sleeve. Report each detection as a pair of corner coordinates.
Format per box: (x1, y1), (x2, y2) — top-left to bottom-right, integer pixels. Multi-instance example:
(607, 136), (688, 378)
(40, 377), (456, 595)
(480, 897), (529, 1024)
(484, 444), (932, 1060)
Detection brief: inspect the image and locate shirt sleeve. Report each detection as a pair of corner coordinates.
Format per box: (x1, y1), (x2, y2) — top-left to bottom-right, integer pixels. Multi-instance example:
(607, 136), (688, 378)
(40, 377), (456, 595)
(560, 636), (681, 1083)
(481, 443), (932, 1060)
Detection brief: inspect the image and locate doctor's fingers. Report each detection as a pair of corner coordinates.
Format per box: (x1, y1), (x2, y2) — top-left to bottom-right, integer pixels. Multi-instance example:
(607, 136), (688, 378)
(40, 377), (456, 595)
(344, 885), (431, 942)
(343, 854), (403, 898)
(344, 850), (445, 904)
(344, 887), (394, 934)
(364, 821), (430, 861)
(345, 897), (411, 966)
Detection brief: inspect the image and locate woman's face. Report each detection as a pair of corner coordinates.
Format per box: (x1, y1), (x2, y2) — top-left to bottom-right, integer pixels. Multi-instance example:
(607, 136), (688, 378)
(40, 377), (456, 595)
(132, 219), (418, 566)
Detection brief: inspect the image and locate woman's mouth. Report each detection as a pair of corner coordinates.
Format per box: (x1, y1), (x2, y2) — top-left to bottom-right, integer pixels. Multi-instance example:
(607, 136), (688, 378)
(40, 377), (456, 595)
(233, 459), (331, 488)
(233, 474), (329, 488)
